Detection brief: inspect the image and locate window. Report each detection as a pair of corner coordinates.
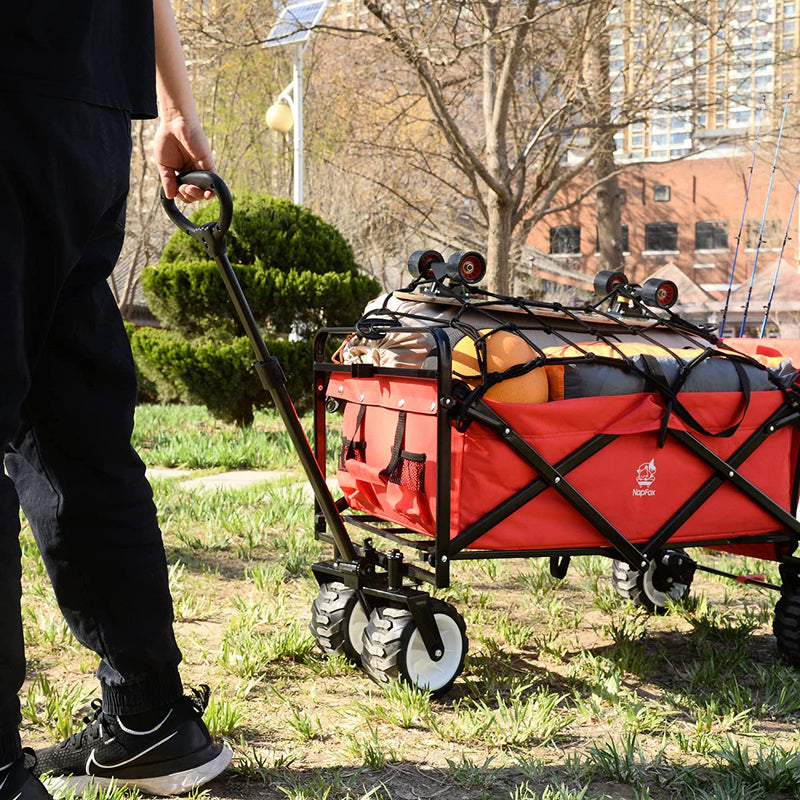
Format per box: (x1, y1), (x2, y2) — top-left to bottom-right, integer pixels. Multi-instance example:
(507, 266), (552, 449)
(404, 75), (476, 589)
(653, 184), (671, 202)
(746, 219), (783, 249)
(645, 222), (678, 252)
(695, 221), (729, 250)
(550, 225), (581, 255)
(652, 135), (669, 150)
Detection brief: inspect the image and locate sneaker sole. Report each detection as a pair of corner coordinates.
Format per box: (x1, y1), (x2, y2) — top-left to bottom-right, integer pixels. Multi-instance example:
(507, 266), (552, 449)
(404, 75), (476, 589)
(42, 745), (232, 797)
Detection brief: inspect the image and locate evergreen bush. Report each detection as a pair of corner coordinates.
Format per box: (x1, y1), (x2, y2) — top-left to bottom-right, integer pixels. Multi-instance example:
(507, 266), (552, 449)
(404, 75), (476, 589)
(132, 328), (312, 426)
(133, 193), (380, 425)
(124, 321), (159, 404)
(158, 193), (359, 275)
(141, 260), (379, 339)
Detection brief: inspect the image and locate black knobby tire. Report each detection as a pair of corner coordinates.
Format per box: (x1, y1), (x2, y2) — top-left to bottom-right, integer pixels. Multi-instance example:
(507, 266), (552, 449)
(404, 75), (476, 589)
(611, 551), (692, 614)
(361, 599), (468, 698)
(309, 581), (369, 665)
(773, 567), (800, 666)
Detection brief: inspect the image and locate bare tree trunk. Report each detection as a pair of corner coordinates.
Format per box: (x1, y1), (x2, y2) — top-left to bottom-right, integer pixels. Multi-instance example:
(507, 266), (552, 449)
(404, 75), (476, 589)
(586, 1), (623, 272)
(482, 1), (519, 295)
(594, 150), (623, 271)
(487, 193), (514, 295)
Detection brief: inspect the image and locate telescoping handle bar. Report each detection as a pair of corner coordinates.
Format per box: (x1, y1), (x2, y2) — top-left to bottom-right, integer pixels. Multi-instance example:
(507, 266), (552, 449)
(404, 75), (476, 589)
(160, 172), (356, 562)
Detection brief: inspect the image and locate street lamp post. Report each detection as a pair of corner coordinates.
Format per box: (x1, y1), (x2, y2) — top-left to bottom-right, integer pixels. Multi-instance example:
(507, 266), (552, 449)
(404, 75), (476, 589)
(264, 1), (329, 207)
(266, 45), (304, 205)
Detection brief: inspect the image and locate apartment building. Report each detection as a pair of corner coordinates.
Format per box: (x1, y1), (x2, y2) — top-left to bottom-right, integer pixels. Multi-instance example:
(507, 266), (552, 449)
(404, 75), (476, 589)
(613, 0), (799, 160)
(528, 0), (800, 328)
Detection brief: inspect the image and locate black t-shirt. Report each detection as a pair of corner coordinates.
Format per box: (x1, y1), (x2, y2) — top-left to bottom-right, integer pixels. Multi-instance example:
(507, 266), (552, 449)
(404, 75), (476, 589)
(0, 2), (157, 119)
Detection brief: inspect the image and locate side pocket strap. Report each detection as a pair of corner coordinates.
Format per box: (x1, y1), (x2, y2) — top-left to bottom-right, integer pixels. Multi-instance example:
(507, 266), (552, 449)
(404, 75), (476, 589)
(379, 411), (407, 482)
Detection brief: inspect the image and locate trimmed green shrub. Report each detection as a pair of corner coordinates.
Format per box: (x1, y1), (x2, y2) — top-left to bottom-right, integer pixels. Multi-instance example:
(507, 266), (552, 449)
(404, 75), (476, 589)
(141, 260), (379, 339)
(159, 193), (359, 275)
(132, 327), (313, 426)
(124, 321), (159, 404)
(134, 193), (379, 425)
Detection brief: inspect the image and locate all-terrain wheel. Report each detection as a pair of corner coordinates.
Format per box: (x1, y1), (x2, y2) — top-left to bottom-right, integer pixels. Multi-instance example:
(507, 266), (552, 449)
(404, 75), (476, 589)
(773, 565), (800, 666)
(611, 550), (694, 614)
(309, 582), (369, 665)
(361, 599), (468, 698)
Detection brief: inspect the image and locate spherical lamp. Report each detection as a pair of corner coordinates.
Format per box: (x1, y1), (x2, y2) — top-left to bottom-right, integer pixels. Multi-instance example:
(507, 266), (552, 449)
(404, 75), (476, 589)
(266, 102), (294, 133)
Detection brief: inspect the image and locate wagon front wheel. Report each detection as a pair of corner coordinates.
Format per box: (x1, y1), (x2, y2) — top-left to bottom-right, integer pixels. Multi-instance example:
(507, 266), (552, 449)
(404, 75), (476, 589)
(611, 550), (694, 614)
(361, 599), (467, 698)
(773, 565), (800, 666)
(309, 581), (369, 665)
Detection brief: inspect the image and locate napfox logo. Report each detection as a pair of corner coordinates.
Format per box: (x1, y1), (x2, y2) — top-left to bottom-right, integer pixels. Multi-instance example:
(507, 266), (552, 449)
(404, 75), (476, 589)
(633, 459), (656, 496)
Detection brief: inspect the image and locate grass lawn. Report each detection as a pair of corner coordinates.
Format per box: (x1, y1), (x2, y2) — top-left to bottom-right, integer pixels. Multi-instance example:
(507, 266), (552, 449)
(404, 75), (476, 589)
(18, 405), (800, 800)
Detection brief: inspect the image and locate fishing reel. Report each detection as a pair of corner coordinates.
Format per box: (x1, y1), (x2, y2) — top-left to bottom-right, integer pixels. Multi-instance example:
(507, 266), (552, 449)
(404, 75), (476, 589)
(594, 270), (678, 315)
(407, 249), (487, 295)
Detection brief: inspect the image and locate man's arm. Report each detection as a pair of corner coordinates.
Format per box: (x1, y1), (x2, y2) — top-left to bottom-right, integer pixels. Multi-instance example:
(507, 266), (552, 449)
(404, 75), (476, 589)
(152, 0), (215, 201)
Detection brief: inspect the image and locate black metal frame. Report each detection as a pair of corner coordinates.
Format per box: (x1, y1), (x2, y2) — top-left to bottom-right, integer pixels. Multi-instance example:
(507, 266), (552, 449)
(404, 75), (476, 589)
(311, 322), (800, 601)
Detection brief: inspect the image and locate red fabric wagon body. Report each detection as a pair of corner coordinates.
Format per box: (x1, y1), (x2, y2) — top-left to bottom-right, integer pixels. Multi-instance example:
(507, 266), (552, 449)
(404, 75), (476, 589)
(335, 374), (798, 555)
(326, 296), (800, 566)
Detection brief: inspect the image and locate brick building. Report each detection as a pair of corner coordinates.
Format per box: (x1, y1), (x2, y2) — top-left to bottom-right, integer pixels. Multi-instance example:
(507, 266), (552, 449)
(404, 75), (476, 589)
(527, 151), (800, 309)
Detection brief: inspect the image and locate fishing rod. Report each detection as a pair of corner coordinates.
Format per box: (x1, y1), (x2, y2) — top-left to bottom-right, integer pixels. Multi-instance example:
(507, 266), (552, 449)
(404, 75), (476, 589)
(740, 94), (792, 337)
(719, 97), (766, 337)
(759, 175), (800, 337)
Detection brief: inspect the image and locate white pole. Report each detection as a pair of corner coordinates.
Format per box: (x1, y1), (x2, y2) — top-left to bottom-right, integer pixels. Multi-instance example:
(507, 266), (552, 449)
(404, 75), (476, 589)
(293, 44), (304, 206)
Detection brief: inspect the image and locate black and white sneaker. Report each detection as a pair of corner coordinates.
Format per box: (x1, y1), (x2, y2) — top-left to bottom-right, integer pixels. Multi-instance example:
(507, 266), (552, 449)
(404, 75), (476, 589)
(0, 750), (53, 800)
(35, 686), (231, 796)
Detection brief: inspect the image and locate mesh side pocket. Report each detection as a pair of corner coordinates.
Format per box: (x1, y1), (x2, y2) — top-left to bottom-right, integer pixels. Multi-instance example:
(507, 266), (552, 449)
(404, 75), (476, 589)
(339, 438), (366, 471)
(386, 451), (426, 493)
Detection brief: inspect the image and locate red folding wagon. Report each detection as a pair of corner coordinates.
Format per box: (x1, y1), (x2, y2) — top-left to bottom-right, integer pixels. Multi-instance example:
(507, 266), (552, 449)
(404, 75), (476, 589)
(164, 175), (800, 698)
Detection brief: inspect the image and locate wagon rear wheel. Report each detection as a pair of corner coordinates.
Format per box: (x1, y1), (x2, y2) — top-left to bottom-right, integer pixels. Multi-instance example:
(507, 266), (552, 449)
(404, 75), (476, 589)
(774, 565), (800, 666)
(361, 599), (467, 698)
(309, 582), (369, 665)
(611, 550), (693, 614)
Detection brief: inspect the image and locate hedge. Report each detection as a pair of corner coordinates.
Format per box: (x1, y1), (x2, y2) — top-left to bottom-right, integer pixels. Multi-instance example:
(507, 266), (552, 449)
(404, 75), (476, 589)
(131, 327), (314, 426)
(159, 193), (359, 275)
(133, 192), (376, 425)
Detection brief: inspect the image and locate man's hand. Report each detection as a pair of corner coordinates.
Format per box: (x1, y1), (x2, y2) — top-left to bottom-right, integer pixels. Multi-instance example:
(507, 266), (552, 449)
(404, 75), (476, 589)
(154, 112), (216, 202)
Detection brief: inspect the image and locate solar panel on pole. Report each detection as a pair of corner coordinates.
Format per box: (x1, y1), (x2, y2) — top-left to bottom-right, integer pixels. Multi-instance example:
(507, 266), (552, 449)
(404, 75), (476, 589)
(264, 1), (329, 48)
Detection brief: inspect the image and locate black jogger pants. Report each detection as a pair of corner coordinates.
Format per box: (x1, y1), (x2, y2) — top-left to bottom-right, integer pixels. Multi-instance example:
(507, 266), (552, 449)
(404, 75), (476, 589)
(0, 93), (183, 758)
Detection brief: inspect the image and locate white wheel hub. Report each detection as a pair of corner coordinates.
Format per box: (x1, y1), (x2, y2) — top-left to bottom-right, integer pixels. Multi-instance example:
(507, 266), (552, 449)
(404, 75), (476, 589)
(642, 562), (687, 608)
(405, 613), (464, 692)
(348, 601), (369, 656)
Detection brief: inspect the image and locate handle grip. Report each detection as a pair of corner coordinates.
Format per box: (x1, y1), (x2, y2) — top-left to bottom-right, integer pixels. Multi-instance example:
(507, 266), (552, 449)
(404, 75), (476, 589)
(160, 171), (233, 240)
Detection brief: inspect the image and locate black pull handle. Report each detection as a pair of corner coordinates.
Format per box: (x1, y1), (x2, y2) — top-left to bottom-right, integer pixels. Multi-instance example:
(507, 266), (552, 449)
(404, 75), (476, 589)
(160, 171), (233, 252)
